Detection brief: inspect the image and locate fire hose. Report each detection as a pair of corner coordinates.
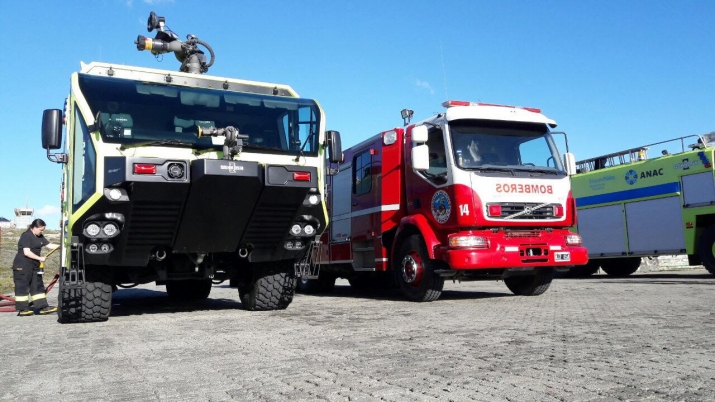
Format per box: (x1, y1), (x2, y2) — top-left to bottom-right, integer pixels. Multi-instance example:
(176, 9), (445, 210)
(0, 247), (60, 313)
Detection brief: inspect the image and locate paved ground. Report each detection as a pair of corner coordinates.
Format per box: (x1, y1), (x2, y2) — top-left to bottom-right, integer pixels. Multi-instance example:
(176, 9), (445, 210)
(1, 269), (714, 402)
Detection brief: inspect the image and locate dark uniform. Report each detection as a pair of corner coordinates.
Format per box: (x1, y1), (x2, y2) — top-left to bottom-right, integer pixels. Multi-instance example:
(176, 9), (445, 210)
(12, 229), (50, 313)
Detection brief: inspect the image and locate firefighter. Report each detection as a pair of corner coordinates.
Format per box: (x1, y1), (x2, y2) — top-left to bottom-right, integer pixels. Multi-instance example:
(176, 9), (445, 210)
(12, 219), (60, 316)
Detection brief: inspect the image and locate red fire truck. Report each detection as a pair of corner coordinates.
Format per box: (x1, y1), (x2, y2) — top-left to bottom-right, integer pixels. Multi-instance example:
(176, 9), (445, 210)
(301, 101), (588, 301)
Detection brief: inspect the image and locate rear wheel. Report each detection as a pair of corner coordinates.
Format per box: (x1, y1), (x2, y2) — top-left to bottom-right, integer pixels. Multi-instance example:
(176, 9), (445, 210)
(394, 234), (444, 302)
(165, 279), (212, 301)
(504, 267), (554, 296)
(57, 265), (113, 323)
(698, 226), (715, 275)
(239, 262), (296, 311)
(600, 257), (641, 277)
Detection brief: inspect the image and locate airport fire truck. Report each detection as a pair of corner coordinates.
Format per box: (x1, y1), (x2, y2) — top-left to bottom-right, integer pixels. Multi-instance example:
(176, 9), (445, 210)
(41, 12), (341, 322)
(568, 133), (715, 277)
(300, 101), (588, 301)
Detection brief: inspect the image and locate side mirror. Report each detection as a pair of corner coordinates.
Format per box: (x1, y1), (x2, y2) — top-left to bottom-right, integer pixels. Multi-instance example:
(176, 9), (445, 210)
(412, 144), (430, 171)
(411, 125), (428, 143)
(42, 109), (63, 150)
(326, 130), (343, 164)
(563, 152), (577, 176)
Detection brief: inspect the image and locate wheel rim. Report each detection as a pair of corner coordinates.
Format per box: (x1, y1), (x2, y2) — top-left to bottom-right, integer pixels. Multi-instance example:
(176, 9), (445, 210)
(401, 252), (424, 286)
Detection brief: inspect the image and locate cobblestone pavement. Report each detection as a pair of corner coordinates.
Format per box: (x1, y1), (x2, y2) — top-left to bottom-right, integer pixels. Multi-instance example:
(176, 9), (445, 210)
(1, 269), (713, 401)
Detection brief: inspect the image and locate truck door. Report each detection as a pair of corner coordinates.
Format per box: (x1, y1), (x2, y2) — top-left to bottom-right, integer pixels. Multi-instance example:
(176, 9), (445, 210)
(350, 146), (379, 269)
(329, 161), (353, 263)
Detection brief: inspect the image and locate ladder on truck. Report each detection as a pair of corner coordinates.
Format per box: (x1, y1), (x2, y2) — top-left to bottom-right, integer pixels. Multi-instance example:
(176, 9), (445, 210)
(575, 134), (706, 173)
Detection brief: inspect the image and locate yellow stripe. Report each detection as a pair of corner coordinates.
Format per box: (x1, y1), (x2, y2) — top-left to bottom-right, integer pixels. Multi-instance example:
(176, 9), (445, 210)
(15, 296), (29, 302)
(30, 293), (47, 301)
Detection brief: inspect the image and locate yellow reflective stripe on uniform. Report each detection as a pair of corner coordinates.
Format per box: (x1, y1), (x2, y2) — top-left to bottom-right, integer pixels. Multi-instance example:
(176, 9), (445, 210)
(30, 293), (47, 301)
(14, 295), (30, 302)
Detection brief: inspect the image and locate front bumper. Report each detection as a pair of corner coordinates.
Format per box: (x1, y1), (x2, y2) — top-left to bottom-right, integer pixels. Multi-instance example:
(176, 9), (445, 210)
(441, 229), (588, 270)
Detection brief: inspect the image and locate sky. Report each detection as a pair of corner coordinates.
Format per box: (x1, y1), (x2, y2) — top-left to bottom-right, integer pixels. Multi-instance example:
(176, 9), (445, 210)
(0, 0), (713, 229)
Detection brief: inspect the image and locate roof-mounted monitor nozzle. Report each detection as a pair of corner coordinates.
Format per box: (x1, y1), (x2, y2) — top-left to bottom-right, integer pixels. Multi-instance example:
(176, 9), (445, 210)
(401, 109), (413, 127)
(135, 11), (216, 74)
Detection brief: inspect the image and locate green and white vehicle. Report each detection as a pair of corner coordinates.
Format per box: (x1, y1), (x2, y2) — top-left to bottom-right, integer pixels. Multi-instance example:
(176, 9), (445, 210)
(41, 13), (341, 322)
(569, 133), (715, 277)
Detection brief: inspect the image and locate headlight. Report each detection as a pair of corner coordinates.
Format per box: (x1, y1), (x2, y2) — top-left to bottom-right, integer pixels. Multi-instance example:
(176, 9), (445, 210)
(307, 194), (320, 205)
(108, 188), (123, 201)
(303, 225), (315, 236)
(449, 235), (488, 248)
(565, 234), (582, 246)
(100, 243), (111, 252)
(88, 243), (98, 253)
(86, 223), (101, 237)
(290, 224), (302, 236)
(103, 222), (118, 237)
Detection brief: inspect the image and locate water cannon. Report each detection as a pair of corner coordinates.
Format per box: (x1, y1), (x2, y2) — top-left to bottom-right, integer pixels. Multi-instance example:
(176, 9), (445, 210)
(135, 11), (215, 74)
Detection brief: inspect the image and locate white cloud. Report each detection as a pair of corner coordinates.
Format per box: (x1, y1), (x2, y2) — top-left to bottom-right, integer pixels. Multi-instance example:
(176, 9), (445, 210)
(37, 205), (61, 216)
(143, 0), (175, 4)
(415, 79), (435, 95)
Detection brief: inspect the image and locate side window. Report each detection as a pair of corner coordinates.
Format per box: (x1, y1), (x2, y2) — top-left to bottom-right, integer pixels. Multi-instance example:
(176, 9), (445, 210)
(280, 106), (317, 152)
(72, 106), (96, 211)
(353, 151), (373, 195)
(423, 127), (448, 183)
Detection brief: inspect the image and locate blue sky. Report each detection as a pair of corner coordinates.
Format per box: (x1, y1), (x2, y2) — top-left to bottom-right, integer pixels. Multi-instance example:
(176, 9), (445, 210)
(1, 0), (713, 228)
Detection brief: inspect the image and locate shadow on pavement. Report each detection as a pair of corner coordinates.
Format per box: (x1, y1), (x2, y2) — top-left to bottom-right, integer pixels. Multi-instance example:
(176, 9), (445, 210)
(297, 284), (512, 302)
(110, 288), (243, 317)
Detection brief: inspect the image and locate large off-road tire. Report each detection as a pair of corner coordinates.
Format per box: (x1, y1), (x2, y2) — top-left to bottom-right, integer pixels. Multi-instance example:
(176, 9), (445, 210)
(239, 262), (296, 311)
(297, 274), (336, 294)
(600, 257), (641, 277)
(504, 267), (554, 296)
(394, 234), (444, 302)
(57, 266), (113, 323)
(698, 226), (715, 275)
(165, 279), (212, 301)
(563, 260), (600, 278)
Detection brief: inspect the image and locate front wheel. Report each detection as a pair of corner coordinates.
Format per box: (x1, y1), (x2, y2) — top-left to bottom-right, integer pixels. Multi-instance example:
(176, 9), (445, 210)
(504, 267), (554, 296)
(600, 257), (641, 277)
(239, 262), (296, 311)
(394, 234), (444, 302)
(698, 226), (715, 275)
(57, 265), (113, 323)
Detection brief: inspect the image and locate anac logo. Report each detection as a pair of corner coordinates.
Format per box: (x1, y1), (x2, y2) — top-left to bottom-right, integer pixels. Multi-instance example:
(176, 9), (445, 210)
(625, 170), (638, 185)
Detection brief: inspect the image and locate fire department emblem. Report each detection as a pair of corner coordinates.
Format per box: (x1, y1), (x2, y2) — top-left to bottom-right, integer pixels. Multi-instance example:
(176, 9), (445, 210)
(431, 190), (451, 224)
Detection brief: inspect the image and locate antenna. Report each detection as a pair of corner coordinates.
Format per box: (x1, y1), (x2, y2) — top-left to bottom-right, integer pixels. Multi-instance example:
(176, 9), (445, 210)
(440, 40), (449, 100)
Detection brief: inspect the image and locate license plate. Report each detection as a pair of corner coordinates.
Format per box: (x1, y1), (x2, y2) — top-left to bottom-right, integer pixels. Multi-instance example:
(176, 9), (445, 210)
(554, 252), (570, 262)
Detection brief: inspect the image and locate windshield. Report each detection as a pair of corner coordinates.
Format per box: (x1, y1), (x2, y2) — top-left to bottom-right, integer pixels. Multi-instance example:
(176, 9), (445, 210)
(78, 74), (321, 155)
(449, 120), (565, 173)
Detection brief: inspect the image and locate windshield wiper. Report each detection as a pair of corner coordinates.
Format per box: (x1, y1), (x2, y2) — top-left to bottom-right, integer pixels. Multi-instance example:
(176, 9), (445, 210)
(472, 165), (516, 175)
(515, 166), (561, 175)
(119, 139), (197, 150)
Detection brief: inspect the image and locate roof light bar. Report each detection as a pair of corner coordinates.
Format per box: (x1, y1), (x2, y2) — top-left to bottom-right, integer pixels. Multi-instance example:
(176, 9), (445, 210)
(442, 100), (541, 114)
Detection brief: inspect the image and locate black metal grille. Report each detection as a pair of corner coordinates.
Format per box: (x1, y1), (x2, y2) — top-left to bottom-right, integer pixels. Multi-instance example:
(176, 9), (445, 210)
(491, 203), (557, 220)
(126, 201), (183, 252)
(242, 204), (297, 249)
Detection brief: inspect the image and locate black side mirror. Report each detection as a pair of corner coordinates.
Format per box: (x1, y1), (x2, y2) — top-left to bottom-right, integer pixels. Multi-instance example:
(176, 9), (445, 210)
(326, 130), (343, 164)
(42, 109), (63, 150)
